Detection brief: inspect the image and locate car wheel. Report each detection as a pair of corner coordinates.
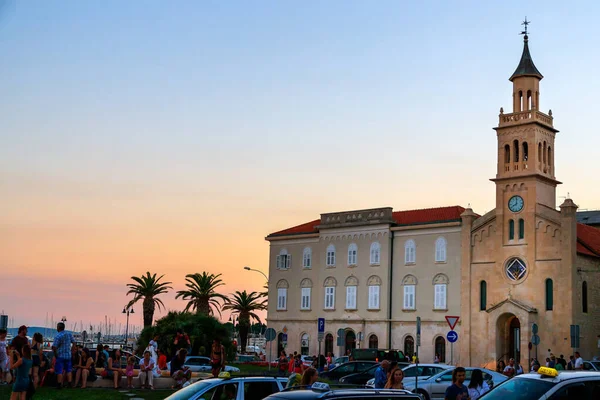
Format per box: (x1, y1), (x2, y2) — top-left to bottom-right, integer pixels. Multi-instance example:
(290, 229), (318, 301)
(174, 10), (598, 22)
(416, 389), (430, 400)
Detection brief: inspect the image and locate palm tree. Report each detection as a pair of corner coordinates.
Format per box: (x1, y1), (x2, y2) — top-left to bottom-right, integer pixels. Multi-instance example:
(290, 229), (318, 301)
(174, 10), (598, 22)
(175, 272), (229, 316)
(126, 272), (173, 327)
(223, 290), (266, 353)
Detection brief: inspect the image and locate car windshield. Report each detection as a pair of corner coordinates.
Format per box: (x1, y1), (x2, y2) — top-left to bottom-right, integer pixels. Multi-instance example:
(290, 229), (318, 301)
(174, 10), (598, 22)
(591, 361), (600, 369)
(165, 380), (218, 400)
(479, 378), (555, 400)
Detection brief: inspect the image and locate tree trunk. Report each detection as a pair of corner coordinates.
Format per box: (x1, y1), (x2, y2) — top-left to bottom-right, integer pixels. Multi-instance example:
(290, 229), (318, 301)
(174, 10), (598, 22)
(198, 296), (210, 316)
(143, 297), (155, 327)
(239, 313), (250, 353)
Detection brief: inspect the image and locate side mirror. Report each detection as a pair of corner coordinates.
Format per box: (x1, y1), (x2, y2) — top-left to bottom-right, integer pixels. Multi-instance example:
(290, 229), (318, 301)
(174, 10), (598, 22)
(435, 378), (442, 383)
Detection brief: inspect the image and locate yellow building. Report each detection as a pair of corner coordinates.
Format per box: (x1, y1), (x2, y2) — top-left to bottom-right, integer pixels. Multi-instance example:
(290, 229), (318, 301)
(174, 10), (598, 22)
(265, 34), (600, 366)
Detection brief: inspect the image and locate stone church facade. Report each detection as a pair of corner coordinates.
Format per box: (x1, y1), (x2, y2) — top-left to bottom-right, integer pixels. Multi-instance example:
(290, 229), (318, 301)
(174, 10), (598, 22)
(265, 34), (600, 367)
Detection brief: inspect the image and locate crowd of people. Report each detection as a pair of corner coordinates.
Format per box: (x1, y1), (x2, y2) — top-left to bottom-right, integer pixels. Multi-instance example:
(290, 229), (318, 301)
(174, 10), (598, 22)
(0, 324), (211, 397)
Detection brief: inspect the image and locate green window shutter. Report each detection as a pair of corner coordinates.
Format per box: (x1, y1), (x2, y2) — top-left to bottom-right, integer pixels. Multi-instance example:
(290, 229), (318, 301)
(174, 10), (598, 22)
(519, 219), (525, 239)
(480, 281), (487, 311)
(509, 220), (515, 240)
(545, 279), (553, 311)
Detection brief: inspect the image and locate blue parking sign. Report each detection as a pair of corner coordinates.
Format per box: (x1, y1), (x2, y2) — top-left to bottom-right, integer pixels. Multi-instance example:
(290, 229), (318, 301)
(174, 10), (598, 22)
(318, 318), (325, 333)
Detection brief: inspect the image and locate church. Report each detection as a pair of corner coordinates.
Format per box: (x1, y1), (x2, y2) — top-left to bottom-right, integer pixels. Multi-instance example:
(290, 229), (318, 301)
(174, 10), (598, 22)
(265, 32), (600, 367)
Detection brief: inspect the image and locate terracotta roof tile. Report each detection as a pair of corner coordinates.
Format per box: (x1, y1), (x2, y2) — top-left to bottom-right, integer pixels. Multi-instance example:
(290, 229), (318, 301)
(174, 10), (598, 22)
(268, 206), (466, 238)
(577, 223), (600, 258)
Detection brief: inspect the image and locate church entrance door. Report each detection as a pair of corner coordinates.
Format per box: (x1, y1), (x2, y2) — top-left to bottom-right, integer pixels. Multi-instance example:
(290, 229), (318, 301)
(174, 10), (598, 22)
(496, 313), (521, 364)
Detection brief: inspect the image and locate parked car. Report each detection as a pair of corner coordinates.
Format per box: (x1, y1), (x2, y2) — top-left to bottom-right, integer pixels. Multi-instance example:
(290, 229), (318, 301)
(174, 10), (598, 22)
(352, 348), (409, 363)
(265, 386), (422, 400)
(165, 376), (288, 400)
(167, 356), (241, 373)
(402, 367), (507, 400)
(366, 363), (454, 388)
(339, 364), (379, 385)
(583, 360), (600, 371)
(319, 361), (378, 382)
(332, 356), (348, 367)
(478, 371), (600, 399)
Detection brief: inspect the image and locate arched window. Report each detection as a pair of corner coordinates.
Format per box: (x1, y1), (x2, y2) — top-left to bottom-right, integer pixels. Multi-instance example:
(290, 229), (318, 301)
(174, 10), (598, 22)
(404, 336), (415, 358)
(513, 139), (520, 162)
(538, 142), (542, 165)
(402, 275), (417, 310)
(527, 90), (532, 110)
(370, 242), (381, 265)
(324, 277), (337, 310)
(504, 144), (511, 163)
(582, 281), (588, 313)
(326, 244), (336, 267)
(404, 240), (416, 264)
(301, 279), (312, 310)
(518, 90), (523, 111)
(523, 142), (529, 162)
(276, 280), (289, 310)
(345, 276), (358, 310)
(347, 243), (358, 266)
(277, 249), (291, 269)
(480, 281), (487, 311)
(509, 219), (515, 240)
(543, 141), (547, 164)
(545, 279), (553, 311)
(367, 276), (382, 310)
(324, 334), (334, 355)
(548, 146), (552, 168)
(435, 337), (446, 363)
(519, 219), (525, 240)
(301, 333), (309, 356)
(433, 274), (449, 310)
(368, 334), (378, 349)
(435, 237), (447, 262)
(303, 247), (312, 269)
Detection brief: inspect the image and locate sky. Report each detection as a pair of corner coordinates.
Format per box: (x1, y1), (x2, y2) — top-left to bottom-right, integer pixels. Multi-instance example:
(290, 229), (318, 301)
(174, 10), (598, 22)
(1, 1), (600, 332)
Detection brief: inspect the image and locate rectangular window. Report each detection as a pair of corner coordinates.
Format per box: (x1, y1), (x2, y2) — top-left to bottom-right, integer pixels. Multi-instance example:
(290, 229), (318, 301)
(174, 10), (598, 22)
(403, 285), (415, 310)
(277, 288), (287, 310)
(277, 254), (291, 269)
(301, 287), (311, 310)
(303, 252), (311, 268)
(326, 251), (335, 266)
(405, 244), (415, 264)
(345, 286), (357, 309)
(348, 250), (357, 265)
(434, 284), (447, 310)
(368, 285), (380, 309)
(324, 287), (335, 310)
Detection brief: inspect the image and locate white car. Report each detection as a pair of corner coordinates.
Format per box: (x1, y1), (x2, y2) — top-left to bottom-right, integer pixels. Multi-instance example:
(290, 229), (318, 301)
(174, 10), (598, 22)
(478, 371), (600, 399)
(167, 356), (240, 373)
(165, 376), (288, 400)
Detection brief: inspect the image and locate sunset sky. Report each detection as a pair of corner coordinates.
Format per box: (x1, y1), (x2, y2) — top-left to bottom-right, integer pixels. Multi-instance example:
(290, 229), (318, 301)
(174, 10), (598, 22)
(1, 1), (600, 332)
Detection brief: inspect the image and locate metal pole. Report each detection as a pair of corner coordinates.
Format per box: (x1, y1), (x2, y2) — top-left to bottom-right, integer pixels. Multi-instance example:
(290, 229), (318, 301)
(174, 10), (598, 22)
(451, 343), (454, 365)
(268, 339), (272, 372)
(318, 340), (322, 369)
(125, 311), (129, 345)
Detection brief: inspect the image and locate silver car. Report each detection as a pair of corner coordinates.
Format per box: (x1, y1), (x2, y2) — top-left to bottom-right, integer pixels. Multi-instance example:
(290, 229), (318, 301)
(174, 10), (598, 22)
(402, 367), (507, 400)
(366, 363), (454, 388)
(165, 376), (288, 400)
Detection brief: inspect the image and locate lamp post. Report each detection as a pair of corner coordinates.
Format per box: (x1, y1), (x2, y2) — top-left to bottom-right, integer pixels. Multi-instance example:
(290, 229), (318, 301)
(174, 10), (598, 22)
(243, 266), (268, 282)
(61, 316), (67, 324)
(122, 307), (134, 347)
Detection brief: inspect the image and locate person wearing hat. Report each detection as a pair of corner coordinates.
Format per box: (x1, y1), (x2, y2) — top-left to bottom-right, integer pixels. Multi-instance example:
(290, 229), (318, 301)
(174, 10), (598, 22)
(11, 326), (29, 355)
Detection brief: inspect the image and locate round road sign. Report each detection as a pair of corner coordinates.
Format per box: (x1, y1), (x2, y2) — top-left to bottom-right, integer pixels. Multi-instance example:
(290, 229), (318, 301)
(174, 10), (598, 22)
(265, 328), (276, 342)
(532, 323), (539, 334)
(531, 334), (540, 346)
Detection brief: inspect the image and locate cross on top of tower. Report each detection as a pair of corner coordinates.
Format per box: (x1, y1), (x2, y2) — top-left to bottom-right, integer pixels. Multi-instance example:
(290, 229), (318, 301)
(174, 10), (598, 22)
(521, 17), (530, 37)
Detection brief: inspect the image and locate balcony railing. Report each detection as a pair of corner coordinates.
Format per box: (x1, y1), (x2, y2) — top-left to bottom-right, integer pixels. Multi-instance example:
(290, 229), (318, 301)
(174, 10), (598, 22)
(499, 110), (553, 128)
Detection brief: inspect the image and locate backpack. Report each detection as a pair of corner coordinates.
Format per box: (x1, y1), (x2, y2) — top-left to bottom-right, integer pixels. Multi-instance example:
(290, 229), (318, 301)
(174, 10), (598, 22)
(286, 373), (302, 388)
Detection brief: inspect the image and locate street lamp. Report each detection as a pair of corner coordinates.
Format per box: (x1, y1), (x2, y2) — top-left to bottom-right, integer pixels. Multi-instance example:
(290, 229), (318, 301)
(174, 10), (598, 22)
(60, 316), (67, 324)
(122, 307), (134, 346)
(243, 266), (268, 282)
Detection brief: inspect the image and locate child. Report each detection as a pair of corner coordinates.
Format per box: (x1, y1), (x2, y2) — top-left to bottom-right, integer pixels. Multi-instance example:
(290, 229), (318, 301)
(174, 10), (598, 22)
(125, 356), (136, 389)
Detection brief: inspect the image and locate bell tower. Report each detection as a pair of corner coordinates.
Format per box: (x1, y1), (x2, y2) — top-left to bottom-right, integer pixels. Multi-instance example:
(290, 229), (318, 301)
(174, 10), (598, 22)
(492, 19), (560, 245)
